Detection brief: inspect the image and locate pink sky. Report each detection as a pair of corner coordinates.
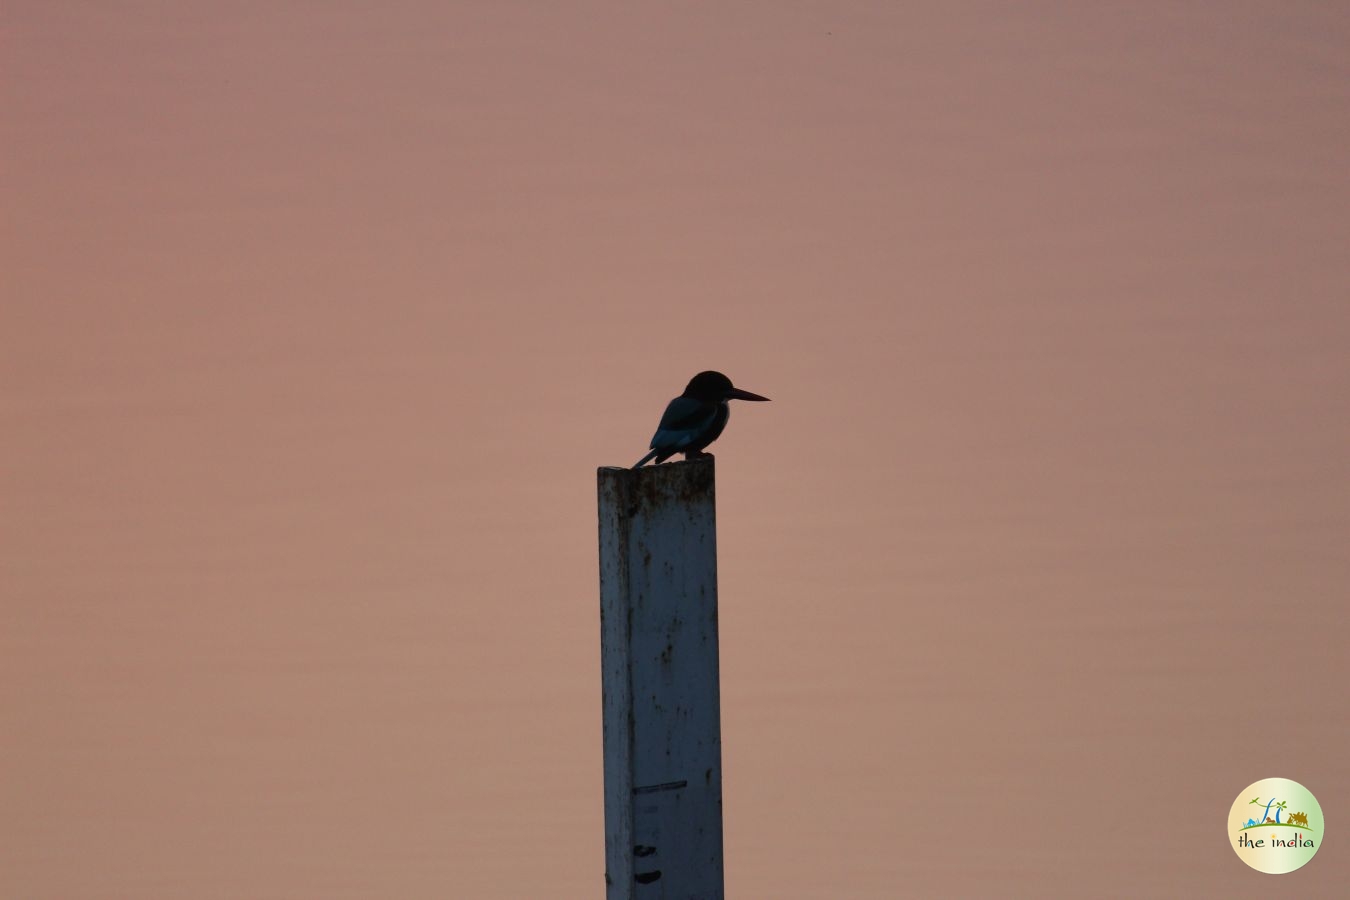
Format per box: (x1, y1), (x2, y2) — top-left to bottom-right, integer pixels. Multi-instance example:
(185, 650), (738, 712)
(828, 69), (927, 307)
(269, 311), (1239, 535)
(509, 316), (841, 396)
(4, 2), (1348, 896)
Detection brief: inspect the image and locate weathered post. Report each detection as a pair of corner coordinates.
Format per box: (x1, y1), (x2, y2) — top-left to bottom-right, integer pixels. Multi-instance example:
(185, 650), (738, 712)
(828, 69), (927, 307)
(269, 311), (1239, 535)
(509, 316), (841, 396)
(597, 458), (724, 899)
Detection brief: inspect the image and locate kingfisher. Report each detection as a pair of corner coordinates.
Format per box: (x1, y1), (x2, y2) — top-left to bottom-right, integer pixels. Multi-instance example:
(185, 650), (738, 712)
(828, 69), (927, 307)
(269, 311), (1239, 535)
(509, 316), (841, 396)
(632, 371), (770, 468)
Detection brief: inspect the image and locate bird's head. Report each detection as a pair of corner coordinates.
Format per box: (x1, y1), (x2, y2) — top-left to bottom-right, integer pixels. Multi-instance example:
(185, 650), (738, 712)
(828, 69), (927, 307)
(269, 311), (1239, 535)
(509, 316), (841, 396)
(683, 370), (770, 403)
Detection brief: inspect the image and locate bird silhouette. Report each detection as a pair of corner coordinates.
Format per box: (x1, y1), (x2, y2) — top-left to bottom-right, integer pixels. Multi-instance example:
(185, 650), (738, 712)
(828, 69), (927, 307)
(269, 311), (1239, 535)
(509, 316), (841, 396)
(632, 371), (770, 468)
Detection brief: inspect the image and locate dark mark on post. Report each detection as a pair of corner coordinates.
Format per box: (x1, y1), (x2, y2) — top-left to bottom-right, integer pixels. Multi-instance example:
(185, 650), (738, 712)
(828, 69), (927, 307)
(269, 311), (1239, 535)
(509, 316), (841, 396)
(633, 779), (688, 794)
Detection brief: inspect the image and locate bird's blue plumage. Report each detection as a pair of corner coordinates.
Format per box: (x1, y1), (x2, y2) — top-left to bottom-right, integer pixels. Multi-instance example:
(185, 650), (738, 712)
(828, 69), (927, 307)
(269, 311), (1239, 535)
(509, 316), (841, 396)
(649, 397), (727, 456)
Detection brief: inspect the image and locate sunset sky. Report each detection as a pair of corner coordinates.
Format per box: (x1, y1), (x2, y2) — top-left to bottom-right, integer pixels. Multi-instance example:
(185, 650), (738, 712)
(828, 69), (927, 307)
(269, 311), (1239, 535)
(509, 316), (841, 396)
(4, 3), (1348, 897)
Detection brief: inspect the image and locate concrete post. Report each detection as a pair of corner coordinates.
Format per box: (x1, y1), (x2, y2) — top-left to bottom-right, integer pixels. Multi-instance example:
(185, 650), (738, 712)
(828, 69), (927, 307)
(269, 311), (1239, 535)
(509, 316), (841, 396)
(597, 458), (724, 899)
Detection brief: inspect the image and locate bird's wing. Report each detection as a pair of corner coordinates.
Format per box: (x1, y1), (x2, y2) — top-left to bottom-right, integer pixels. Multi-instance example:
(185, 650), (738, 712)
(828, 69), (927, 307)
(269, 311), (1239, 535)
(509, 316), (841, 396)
(650, 396), (717, 451)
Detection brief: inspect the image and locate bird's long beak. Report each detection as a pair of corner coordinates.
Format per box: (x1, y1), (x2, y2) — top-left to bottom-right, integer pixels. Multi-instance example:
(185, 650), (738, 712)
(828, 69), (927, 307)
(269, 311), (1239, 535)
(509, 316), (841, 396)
(726, 387), (770, 402)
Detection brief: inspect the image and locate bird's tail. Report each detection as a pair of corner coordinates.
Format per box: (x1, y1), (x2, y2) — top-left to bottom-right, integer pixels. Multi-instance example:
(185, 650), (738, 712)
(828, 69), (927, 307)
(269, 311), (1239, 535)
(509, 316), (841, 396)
(632, 449), (660, 469)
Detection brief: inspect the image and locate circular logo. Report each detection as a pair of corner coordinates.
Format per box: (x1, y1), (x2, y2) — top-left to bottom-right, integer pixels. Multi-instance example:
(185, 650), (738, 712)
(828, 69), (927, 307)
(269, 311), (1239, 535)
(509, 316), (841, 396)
(1228, 777), (1323, 874)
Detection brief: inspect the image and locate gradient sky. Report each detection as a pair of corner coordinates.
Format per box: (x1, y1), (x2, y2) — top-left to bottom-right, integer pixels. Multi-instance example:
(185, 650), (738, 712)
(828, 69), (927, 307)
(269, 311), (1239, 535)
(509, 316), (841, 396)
(4, 2), (1348, 897)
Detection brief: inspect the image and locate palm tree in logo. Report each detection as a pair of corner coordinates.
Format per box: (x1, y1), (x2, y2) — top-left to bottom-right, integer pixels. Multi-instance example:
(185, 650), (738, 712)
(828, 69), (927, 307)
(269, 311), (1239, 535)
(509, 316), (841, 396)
(1257, 797), (1287, 824)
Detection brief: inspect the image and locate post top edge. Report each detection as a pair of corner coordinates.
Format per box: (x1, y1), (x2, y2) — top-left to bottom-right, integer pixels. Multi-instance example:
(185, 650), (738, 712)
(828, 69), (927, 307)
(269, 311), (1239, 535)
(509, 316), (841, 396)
(597, 457), (715, 477)
(597, 458), (716, 505)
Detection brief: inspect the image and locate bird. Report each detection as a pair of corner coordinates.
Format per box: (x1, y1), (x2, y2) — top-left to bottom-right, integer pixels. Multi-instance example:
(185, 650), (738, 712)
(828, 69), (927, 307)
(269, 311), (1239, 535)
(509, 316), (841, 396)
(632, 371), (770, 468)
